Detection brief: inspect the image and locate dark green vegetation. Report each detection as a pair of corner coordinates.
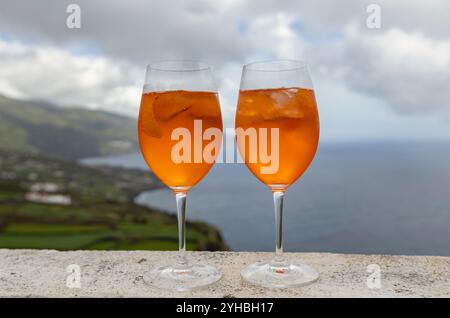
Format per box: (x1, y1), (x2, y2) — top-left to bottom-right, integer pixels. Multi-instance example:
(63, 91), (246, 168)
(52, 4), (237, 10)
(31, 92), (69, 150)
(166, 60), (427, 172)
(0, 95), (138, 160)
(0, 95), (228, 251)
(0, 152), (228, 251)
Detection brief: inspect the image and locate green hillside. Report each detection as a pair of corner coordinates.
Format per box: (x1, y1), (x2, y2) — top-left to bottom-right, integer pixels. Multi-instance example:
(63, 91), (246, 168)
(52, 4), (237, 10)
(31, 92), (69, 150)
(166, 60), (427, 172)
(0, 95), (229, 251)
(0, 95), (138, 160)
(0, 151), (228, 251)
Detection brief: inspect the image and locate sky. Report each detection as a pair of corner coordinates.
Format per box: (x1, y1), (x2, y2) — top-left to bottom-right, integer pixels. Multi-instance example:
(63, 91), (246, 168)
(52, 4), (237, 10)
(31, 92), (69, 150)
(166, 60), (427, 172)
(0, 0), (450, 143)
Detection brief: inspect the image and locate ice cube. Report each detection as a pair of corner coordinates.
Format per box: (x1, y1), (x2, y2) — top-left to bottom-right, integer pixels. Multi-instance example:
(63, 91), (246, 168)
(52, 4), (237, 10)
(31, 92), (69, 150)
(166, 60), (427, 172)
(262, 88), (305, 120)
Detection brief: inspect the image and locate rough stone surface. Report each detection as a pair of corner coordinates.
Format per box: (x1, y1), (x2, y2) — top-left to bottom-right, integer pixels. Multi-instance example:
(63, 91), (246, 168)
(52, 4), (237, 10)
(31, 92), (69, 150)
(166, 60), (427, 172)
(0, 249), (449, 297)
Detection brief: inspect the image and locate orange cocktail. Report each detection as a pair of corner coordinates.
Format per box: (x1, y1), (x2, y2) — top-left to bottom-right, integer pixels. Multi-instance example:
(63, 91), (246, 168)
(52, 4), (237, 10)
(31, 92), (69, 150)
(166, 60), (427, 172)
(235, 87), (319, 191)
(138, 90), (222, 190)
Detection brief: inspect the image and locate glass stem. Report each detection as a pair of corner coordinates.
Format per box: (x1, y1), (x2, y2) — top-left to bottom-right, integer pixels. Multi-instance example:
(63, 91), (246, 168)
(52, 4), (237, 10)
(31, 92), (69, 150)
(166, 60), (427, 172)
(175, 191), (187, 264)
(273, 191), (285, 261)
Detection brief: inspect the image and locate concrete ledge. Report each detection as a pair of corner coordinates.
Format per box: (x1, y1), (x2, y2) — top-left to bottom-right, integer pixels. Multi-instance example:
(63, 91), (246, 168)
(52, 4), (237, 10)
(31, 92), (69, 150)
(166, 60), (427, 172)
(1, 249), (449, 297)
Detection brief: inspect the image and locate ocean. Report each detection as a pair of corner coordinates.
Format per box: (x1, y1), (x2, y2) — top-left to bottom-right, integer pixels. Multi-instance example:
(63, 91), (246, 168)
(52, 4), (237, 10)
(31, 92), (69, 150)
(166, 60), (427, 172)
(82, 142), (450, 256)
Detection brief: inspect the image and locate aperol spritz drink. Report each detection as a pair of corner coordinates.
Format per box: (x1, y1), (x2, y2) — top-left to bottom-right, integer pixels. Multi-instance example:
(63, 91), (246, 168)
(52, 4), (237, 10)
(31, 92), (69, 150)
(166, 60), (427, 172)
(138, 61), (223, 291)
(236, 87), (319, 189)
(236, 60), (320, 288)
(139, 90), (222, 190)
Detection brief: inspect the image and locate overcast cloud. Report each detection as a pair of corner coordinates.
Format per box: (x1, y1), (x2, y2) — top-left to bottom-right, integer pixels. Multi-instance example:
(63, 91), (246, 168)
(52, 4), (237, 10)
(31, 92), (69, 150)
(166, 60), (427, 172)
(0, 0), (450, 141)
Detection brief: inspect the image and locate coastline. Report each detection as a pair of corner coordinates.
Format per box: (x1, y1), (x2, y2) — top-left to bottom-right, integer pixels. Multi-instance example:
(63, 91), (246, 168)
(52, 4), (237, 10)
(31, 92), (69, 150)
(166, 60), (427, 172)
(0, 150), (229, 251)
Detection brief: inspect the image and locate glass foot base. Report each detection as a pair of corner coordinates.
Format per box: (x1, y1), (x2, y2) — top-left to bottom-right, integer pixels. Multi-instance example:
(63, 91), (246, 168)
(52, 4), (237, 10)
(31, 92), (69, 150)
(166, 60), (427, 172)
(143, 264), (222, 291)
(241, 260), (319, 288)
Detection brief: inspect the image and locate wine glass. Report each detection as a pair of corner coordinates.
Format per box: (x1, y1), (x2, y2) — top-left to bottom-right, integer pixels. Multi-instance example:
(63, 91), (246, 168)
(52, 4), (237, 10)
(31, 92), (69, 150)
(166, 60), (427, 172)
(235, 60), (320, 288)
(138, 61), (223, 291)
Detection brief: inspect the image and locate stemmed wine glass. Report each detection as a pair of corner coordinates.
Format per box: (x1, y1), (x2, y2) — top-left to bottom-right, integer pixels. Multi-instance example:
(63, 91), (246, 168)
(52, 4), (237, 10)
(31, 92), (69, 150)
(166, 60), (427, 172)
(235, 60), (320, 288)
(138, 61), (223, 291)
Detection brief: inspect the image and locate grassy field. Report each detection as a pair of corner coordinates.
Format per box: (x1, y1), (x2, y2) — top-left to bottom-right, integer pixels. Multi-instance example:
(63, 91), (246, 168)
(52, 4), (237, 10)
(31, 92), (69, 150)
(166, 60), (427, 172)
(0, 222), (201, 250)
(0, 151), (228, 251)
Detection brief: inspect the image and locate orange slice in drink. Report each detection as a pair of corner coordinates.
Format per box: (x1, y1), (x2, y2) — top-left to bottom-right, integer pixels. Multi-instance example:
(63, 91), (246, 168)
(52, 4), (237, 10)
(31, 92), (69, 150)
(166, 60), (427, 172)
(189, 93), (221, 118)
(140, 93), (162, 138)
(154, 91), (192, 121)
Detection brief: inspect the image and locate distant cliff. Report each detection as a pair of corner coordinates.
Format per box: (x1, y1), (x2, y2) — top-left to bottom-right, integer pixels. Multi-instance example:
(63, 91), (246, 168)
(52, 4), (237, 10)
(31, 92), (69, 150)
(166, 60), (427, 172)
(0, 95), (138, 160)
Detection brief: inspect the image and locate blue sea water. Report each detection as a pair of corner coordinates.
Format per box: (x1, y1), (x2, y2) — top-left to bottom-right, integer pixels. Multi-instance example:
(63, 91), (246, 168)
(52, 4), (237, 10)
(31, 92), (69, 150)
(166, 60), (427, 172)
(82, 142), (450, 256)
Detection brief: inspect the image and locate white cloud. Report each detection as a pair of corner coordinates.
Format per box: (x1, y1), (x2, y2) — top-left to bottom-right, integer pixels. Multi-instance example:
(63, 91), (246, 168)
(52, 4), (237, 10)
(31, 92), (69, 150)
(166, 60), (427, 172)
(334, 25), (450, 114)
(1, 0), (450, 141)
(0, 0), (249, 66)
(244, 13), (306, 60)
(0, 38), (142, 116)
